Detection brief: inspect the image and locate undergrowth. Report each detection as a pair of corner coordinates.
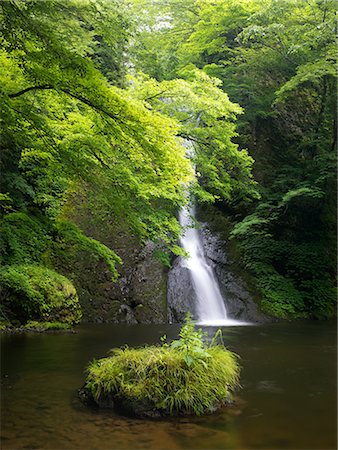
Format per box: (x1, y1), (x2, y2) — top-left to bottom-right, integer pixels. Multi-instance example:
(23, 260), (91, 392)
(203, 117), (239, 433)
(0, 265), (82, 324)
(0, 210), (124, 325)
(230, 203), (337, 319)
(85, 314), (240, 416)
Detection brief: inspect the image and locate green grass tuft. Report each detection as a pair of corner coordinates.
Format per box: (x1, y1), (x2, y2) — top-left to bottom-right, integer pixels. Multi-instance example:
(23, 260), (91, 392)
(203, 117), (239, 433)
(84, 314), (240, 416)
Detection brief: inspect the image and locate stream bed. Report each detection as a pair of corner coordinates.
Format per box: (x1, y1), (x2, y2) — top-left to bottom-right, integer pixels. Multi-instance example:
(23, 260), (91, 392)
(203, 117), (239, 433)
(1, 321), (336, 450)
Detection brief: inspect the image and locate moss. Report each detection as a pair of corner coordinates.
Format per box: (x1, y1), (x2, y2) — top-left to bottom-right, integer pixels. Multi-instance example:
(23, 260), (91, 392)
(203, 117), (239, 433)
(53, 219), (122, 281)
(24, 320), (72, 331)
(0, 265), (82, 324)
(83, 315), (240, 417)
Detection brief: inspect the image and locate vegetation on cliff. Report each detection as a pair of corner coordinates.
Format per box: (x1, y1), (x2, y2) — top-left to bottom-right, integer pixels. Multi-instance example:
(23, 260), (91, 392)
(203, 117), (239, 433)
(129, 0), (337, 319)
(0, 0), (336, 324)
(0, 0), (255, 325)
(0, 265), (81, 326)
(82, 315), (240, 416)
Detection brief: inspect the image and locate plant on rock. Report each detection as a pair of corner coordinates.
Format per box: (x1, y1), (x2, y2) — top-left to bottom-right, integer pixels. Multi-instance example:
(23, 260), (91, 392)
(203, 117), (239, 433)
(81, 314), (240, 417)
(0, 265), (82, 325)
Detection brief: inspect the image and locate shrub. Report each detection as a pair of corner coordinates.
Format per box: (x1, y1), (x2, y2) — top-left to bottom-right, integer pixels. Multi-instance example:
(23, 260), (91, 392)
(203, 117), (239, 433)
(83, 315), (240, 417)
(0, 212), (51, 265)
(0, 265), (82, 324)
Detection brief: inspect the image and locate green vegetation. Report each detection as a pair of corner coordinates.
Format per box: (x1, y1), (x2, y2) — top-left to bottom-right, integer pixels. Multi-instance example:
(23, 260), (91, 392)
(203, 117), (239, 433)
(0, 265), (81, 325)
(84, 315), (240, 416)
(24, 321), (73, 331)
(130, 0), (337, 319)
(0, 0), (335, 323)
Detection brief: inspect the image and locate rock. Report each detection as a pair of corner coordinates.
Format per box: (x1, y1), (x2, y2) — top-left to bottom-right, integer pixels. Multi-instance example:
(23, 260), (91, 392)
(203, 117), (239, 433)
(53, 202), (168, 324)
(131, 241), (168, 324)
(200, 227), (228, 265)
(167, 212), (268, 324)
(201, 224), (268, 323)
(214, 268), (267, 323)
(78, 384), (230, 418)
(167, 256), (197, 322)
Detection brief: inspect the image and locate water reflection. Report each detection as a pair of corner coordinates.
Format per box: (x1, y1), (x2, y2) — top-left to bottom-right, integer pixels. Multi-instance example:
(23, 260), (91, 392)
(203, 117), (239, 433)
(1, 321), (337, 449)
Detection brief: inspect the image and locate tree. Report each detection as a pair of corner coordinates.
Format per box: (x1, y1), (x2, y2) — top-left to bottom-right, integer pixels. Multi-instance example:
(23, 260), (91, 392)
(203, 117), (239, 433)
(0, 0), (192, 249)
(128, 0), (337, 319)
(129, 69), (258, 206)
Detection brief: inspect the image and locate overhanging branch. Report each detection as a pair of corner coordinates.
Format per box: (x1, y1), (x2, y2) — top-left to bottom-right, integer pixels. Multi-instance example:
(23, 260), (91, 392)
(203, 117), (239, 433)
(8, 85), (53, 98)
(8, 85), (121, 122)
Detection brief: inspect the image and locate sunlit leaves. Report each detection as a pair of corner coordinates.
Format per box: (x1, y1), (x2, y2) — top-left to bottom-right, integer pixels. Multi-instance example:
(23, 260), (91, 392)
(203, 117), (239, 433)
(128, 69), (258, 205)
(0, 0), (193, 250)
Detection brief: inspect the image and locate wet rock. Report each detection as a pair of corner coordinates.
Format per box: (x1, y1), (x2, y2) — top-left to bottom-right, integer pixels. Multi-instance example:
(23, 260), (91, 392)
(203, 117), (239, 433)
(117, 304), (138, 324)
(200, 223), (267, 323)
(214, 269), (267, 323)
(78, 384), (230, 418)
(132, 241), (168, 324)
(52, 202), (168, 324)
(167, 256), (197, 323)
(167, 217), (268, 324)
(200, 227), (228, 265)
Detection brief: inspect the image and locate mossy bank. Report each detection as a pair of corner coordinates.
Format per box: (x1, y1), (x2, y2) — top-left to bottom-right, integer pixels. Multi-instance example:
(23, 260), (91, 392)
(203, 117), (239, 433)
(0, 204), (168, 328)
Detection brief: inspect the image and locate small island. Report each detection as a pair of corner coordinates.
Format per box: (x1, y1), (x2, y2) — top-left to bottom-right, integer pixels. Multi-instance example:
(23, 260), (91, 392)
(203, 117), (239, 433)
(79, 315), (240, 418)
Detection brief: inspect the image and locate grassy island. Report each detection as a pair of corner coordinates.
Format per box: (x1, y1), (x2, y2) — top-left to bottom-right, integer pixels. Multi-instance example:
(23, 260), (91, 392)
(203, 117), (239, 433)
(81, 315), (240, 417)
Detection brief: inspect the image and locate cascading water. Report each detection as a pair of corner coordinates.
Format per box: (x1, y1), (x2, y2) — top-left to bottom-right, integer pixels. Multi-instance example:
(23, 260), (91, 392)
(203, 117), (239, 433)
(179, 203), (247, 326)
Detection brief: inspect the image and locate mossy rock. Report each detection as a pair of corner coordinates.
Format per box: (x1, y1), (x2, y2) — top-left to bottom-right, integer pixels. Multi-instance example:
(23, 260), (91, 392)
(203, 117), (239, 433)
(80, 316), (240, 417)
(0, 265), (82, 325)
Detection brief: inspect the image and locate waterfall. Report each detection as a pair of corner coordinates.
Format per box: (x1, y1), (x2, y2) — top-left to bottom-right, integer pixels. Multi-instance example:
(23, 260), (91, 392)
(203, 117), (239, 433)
(179, 203), (247, 326)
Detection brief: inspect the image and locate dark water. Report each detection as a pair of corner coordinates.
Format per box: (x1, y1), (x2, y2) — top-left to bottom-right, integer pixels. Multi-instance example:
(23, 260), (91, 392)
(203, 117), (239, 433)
(1, 321), (336, 450)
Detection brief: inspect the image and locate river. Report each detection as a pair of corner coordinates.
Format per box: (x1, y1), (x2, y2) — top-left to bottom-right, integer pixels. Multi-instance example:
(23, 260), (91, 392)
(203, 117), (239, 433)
(1, 321), (336, 450)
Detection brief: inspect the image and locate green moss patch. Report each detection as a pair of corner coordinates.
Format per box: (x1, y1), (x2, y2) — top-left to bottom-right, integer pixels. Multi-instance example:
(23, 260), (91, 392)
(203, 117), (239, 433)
(81, 315), (240, 417)
(24, 320), (73, 331)
(0, 265), (82, 325)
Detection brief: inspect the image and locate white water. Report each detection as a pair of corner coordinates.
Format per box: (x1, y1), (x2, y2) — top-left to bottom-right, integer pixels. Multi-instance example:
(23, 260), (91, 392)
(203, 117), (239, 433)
(179, 204), (248, 326)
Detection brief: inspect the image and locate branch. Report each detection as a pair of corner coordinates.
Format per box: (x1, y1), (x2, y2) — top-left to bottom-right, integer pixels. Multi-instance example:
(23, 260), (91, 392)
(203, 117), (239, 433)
(8, 84), (121, 123)
(177, 132), (211, 147)
(59, 88), (120, 122)
(144, 89), (169, 102)
(8, 85), (54, 98)
(91, 151), (111, 169)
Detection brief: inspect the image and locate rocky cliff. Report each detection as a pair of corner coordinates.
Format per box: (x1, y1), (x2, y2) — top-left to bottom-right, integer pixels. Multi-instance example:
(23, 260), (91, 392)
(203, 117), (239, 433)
(167, 205), (268, 323)
(56, 202), (168, 324)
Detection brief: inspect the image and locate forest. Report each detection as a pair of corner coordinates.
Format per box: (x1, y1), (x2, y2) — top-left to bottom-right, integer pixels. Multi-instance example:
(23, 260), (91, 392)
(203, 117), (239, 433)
(0, 0), (336, 329)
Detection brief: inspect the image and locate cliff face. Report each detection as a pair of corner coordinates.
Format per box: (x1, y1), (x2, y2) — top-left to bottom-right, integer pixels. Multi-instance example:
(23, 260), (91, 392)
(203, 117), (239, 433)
(57, 200), (266, 325)
(55, 203), (168, 324)
(167, 205), (268, 324)
(68, 238), (168, 324)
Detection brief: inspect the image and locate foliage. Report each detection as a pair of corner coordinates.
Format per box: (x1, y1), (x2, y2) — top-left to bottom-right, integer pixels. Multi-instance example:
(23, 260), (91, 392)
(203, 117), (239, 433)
(128, 70), (259, 206)
(0, 0), (192, 251)
(231, 200), (336, 319)
(0, 265), (82, 324)
(85, 315), (240, 416)
(0, 0), (335, 323)
(54, 219), (122, 281)
(0, 210), (122, 278)
(0, 212), (51, 266)
(129, 0), (337, 319)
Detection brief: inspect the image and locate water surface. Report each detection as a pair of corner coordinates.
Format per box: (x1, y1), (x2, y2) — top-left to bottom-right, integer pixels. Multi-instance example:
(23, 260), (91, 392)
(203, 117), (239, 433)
(1, 321), (336, 449)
